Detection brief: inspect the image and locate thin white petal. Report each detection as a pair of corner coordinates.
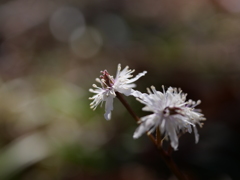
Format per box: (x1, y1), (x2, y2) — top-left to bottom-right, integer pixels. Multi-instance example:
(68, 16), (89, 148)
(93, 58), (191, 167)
(115, 64), (121, 80)
(127, 71), (147, 83)
(193, 126), (199, 144)
(160, 119), (166, 133)
(187, 125), (192, 133)
(133, 124), (147, 139)
(166, 122), (178, 150)
(104, 96), (114, 120)
(118, 88), (132, 96)
(130, 89), (144, 98)
(133, 114), (159, 138)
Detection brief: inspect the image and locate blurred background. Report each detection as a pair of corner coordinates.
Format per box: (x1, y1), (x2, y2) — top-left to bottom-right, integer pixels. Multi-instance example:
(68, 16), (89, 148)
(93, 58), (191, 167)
(0, 0), (240, 179)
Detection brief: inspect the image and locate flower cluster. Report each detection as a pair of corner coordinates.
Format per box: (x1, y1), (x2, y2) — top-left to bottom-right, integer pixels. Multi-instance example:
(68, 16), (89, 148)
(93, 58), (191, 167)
(89, 64), (206, 150)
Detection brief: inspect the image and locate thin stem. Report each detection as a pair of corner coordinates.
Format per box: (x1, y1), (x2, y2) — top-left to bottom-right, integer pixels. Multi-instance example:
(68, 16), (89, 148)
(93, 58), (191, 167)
(116, 92), (140, 123)
(116, 92), (157, 145)
(116, 92), (187, 180)
(157, 148), (187, 180)
(156, 127), (162, 147)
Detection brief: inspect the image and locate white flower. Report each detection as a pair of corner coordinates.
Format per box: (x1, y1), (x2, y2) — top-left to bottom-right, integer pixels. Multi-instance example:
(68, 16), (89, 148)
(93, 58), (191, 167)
(133, 86), (206, 150)
(89, 64), (147, 120)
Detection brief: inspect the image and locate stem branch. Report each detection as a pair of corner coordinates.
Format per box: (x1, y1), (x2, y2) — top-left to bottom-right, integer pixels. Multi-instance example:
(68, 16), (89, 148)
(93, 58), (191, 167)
(116, 92), (140, 123)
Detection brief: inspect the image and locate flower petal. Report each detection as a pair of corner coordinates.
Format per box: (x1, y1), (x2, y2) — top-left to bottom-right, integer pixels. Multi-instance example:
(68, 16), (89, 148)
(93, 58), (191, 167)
(166, 120), (179, 150)
(130, 89), (147, 98)
(133, 114), (159, 139)
(117, 87), (132, 96)
(193, 125), (199, 144)
(127, 71), (147, 84)
(104, 96), (114, 120)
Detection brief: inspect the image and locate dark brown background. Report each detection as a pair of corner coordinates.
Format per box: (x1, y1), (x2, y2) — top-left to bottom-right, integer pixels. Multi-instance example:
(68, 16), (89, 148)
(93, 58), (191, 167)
(0, 0), (239, 179)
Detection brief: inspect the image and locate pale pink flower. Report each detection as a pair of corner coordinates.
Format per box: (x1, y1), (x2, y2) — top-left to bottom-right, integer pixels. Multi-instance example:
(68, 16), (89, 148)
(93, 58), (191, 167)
(133, 86), (206, 150)
(89, 64), (147, 120)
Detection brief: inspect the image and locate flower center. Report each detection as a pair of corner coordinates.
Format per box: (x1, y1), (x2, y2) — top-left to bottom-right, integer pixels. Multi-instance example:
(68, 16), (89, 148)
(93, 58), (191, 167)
(163, 106), (182, 117)
(100, 70), (114, 87)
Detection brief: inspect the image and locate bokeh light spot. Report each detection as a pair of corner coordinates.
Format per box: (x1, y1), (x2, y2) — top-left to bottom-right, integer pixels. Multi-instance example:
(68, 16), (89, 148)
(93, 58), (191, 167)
(49, 6), (85, 42)
(70, 27), (102, 58)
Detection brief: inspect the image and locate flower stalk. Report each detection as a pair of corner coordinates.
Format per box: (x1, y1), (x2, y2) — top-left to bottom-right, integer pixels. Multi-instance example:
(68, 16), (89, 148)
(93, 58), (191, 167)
(116, 92), (187, 180)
